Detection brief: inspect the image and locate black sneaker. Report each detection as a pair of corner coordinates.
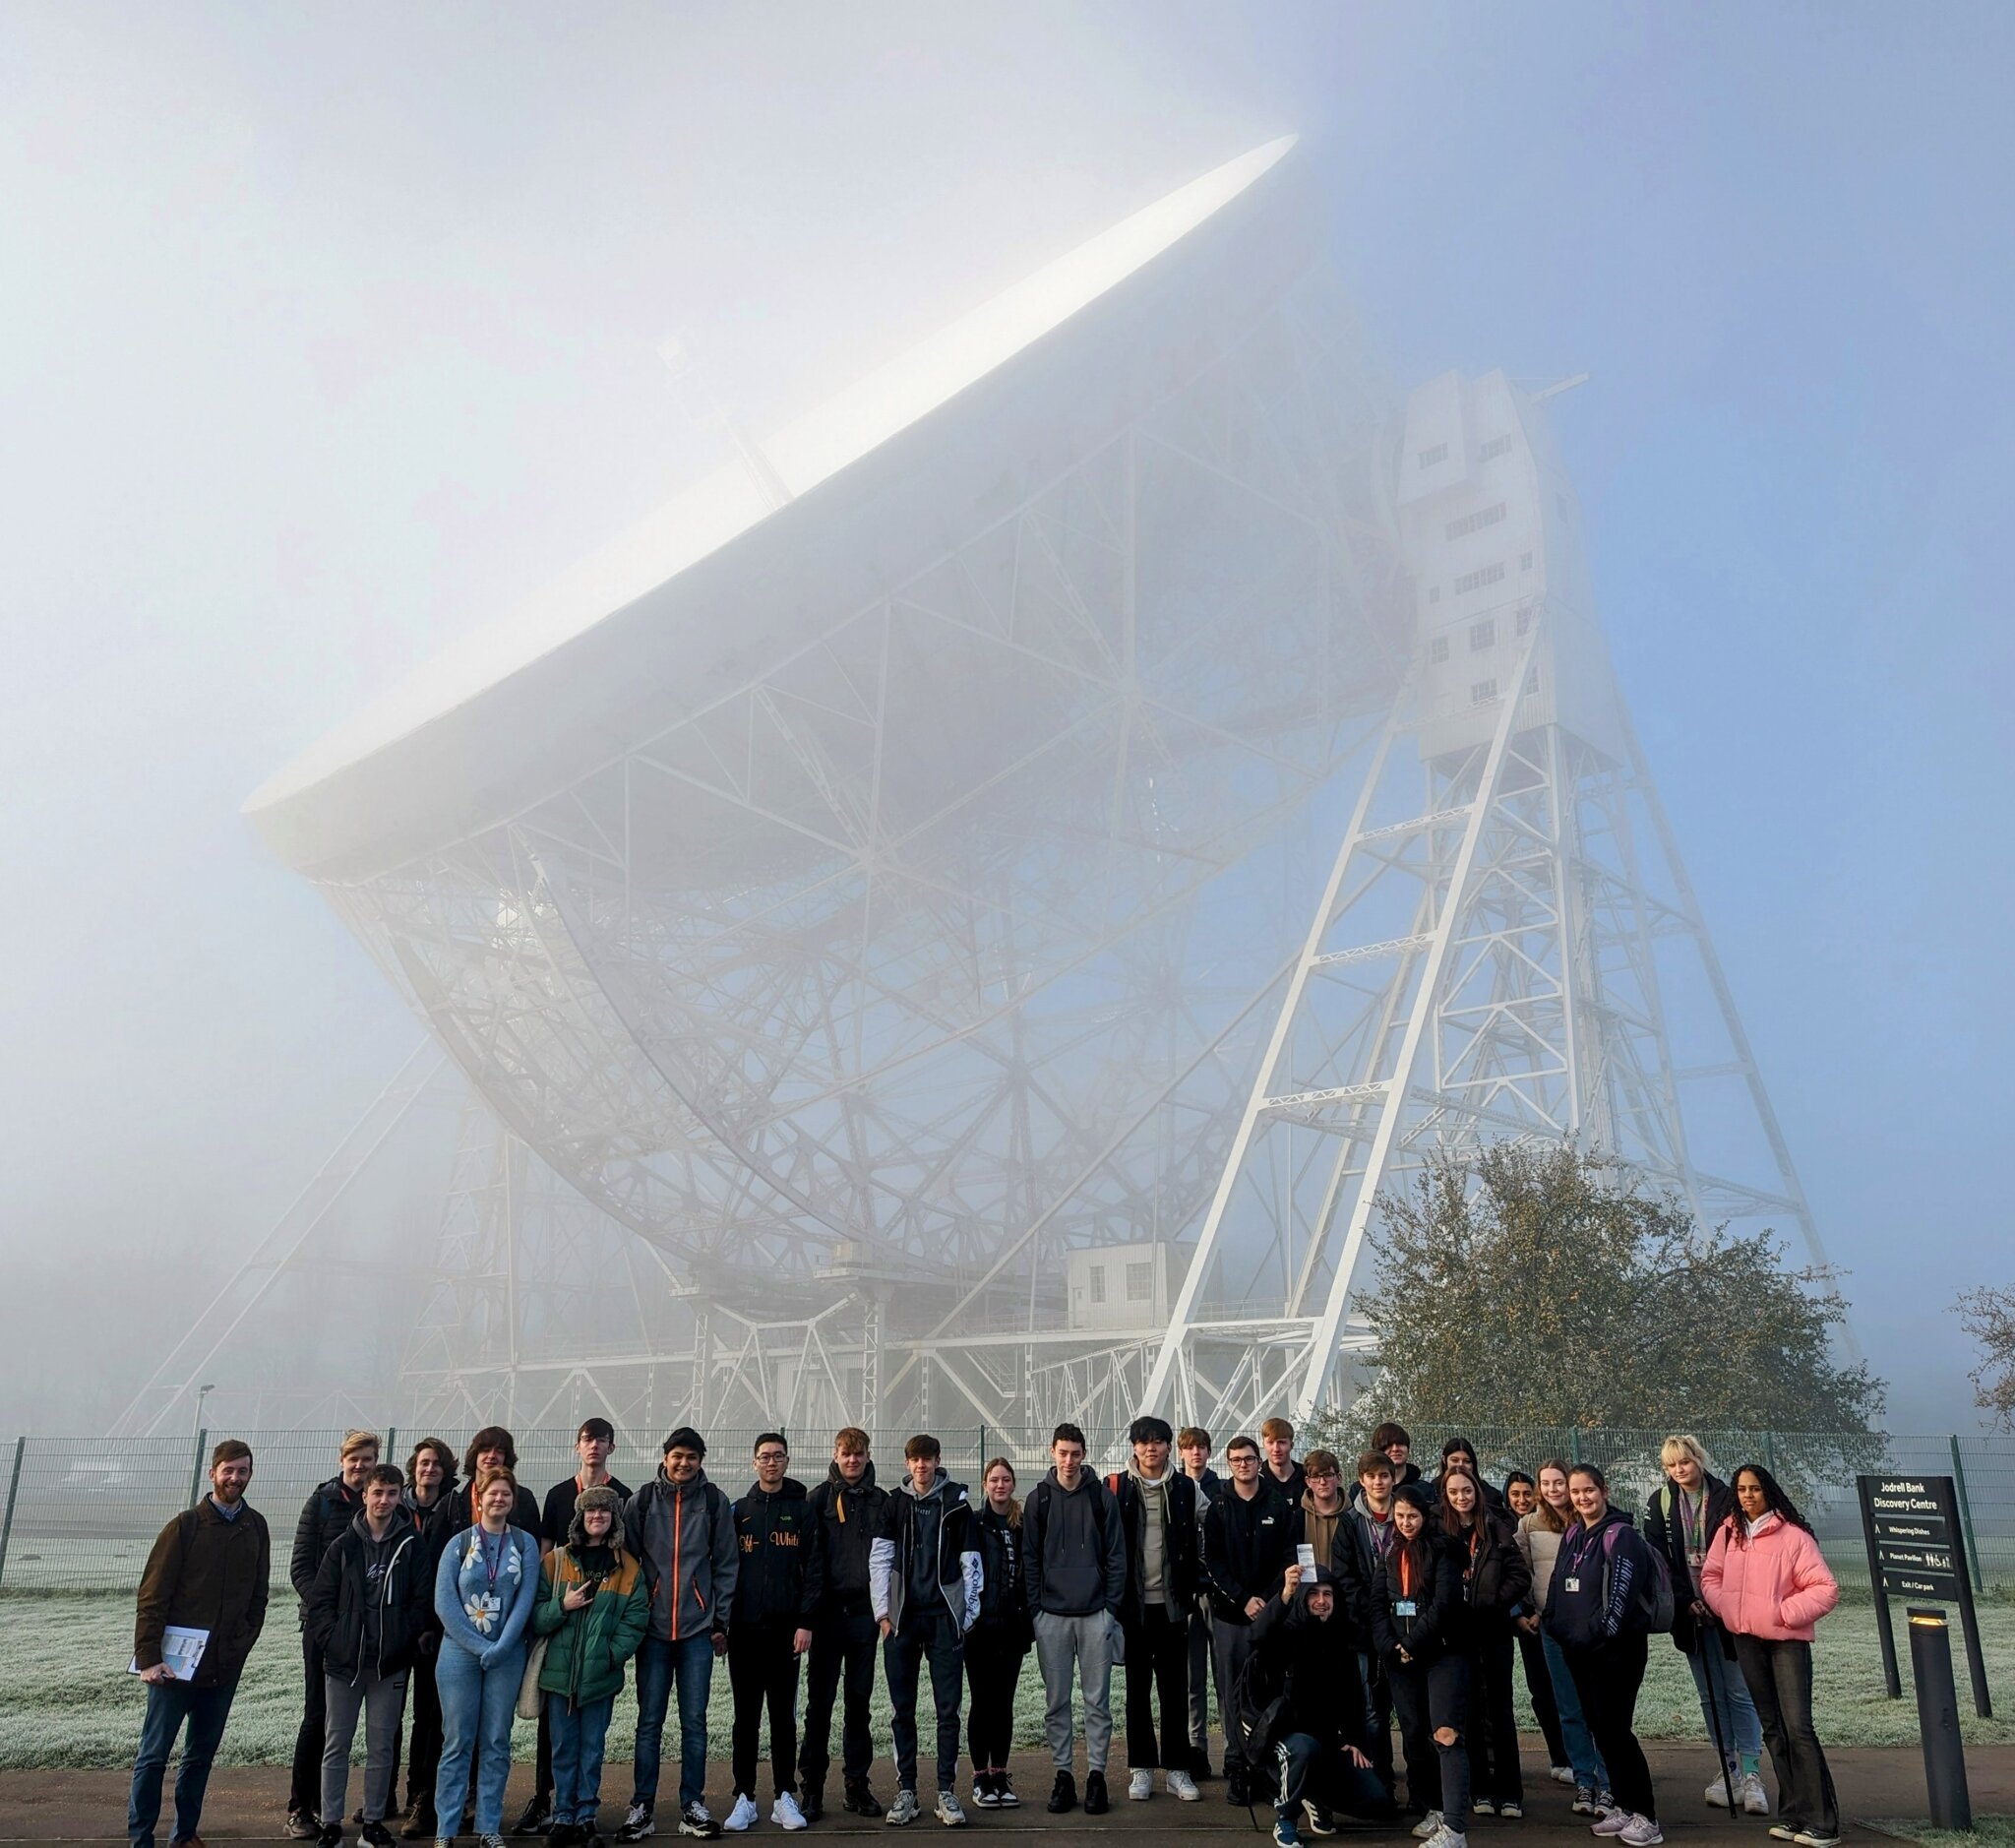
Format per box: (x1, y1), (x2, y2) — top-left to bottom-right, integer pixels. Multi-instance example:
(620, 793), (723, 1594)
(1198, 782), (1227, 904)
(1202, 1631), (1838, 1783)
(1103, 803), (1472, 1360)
(319, 1826), (345, 1848)
(1304, 1808), (1336, 1837)
(1083, 1773), (1108, 1817)
(842, 1782), (884, 1819)
(288, 1816), (320, 1842)
(363, 1826), (397, 1848)
(614, 1804), (656, 1844)
(401, 1813), (437, 1843)
(1226, 1775), (1250, 1807)
(799, 1788), (824, 1825)
(515, 1801), (553, 1837)
(1047, 1773), (1076, 1816)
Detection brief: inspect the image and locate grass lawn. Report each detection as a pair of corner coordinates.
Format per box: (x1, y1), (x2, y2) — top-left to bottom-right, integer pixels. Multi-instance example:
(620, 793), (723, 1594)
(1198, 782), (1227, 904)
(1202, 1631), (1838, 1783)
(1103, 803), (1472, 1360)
(5, 1592), (2008, 1770)
(1863, 1823), (2015, 1847)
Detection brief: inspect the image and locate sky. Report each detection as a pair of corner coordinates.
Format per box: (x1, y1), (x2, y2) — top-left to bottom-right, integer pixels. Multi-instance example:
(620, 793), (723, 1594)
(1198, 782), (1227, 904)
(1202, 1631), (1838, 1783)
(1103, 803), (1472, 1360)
(2, 2), (2010, 1431)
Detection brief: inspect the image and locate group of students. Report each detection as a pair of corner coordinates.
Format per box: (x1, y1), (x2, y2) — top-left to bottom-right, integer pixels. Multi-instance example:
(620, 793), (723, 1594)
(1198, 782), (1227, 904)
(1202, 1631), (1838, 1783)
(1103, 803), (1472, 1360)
(125, 1416), (1847, 1848)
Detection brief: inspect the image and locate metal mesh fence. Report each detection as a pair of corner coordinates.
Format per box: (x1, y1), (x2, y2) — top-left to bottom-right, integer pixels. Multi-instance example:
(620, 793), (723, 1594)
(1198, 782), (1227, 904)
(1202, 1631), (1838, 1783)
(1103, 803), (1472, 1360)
(3, 1422), (2011, 1598)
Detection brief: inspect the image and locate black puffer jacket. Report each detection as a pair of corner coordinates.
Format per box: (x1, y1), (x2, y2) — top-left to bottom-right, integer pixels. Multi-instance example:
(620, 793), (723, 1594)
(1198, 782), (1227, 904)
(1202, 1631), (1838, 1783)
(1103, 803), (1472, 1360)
(1237, 1568), (1369, 1756)
(1453, 1509), (1532, 1629)
(306, 1511), (432, 1683)
(806, 1460), (888, 1619)
(1370, 1533), (1465, 1663)
(291, 1475), (362, 1609)
(972, 1503), (1032, 1642)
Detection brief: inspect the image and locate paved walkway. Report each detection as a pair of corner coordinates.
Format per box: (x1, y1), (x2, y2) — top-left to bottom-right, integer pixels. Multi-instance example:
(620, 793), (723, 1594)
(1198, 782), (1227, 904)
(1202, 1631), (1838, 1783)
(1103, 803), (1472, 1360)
(8, 1744), (2007, 1844)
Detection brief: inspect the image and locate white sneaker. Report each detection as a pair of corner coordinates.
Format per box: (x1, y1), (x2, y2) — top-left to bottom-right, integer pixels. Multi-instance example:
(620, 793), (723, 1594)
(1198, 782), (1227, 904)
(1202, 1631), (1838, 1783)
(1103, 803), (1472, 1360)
(1592, 1813), (1632, 1837)
(1618, 1818), (1663, 1847)
(771, 1795), (807, 1833)
(1130, 1771), (1154, 1802)
(1551, 1767), (1576, 1787)
(1413, 1811), (1444, 1839)
(1741, 1775), (1771, 1817)
(885, 1791), (919, 1828)
(934, 1792), (966, 1828)
(1168, 1771), (1200, 1803)
(1424, 1827), (1468, 1848)
(1706, 1775), (1735, 1809)
(722, 1797), (759, 1833)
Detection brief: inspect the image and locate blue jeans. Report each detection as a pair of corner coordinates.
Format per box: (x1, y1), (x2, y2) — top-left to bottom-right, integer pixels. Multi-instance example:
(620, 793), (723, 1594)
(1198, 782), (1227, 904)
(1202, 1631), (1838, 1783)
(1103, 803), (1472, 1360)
(1688, 1638), (1763, 1765)
(548, 1694), (616, 1825)
(128, 1675), (239, 1848)
(435, 1640), (526, 1836)
(1541, 1631), (1608, 1788)
(631, 1633), (716, 1812)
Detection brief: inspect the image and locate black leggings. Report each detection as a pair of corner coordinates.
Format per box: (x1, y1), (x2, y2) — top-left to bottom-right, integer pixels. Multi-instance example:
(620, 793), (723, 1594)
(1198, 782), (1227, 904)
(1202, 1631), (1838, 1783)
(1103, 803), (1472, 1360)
(1563, 1634), (1653, 1820)
(1469, 1626), (1523, 1804)
(963, 1624), (1028, 1773)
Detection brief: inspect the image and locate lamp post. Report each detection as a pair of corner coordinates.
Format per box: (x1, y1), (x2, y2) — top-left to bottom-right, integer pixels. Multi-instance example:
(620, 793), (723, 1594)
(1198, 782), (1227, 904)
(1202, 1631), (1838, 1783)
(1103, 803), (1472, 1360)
(192, 1383), (214, 1439)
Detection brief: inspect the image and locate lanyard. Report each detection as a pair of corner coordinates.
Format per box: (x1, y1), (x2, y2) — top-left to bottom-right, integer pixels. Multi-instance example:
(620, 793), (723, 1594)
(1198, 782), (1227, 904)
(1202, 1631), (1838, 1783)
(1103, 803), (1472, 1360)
(1398, 1546), (1414, 1600)
(480, 1530), (506, 1592)
(1562, 1518), (1604, 1579)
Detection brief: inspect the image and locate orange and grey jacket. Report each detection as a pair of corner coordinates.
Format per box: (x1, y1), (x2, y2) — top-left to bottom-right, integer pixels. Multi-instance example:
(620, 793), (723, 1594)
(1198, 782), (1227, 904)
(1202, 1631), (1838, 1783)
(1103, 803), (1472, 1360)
(624, 1465), (738, 1642)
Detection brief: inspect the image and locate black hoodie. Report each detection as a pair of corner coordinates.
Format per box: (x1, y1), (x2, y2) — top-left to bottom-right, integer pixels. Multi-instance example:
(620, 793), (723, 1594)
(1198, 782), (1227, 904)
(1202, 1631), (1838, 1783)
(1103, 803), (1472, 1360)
(306, 1509), (431, 1684)
(1202, 1480), (1295, 1625)
(805, 1458), (888, 1618)
(732, 1474), (824, 1628)
(1239, 1568), (1369, 1752)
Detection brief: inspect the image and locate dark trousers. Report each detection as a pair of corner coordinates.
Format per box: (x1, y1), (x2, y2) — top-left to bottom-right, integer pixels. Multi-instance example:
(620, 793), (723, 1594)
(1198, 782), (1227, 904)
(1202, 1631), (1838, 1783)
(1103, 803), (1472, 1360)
(129, 1674), (239, 1848)
(1272, 1731), (1399, 1823)
(1563, 1634), (1654, 1821)
(884, 1606), (963, 1796)
(728, 1623), (803, 1801)
(1360, 1653), (1395, 1793)
(800, 1605), (879, 1790)
(1122, 1604), (1190, 1771)
(1734, 1635), (1837, 1837)
(1389, 1650), (1471, 1832)
(963, 1623), (1028, 1773)
(404, 1650), (443, 1817)
(290, 1632), (329, 1817)
(1209, 1620), (1258, 1778)
(1516, 1628), (1567, 1767)
(1469, 1626), (1523, 1804)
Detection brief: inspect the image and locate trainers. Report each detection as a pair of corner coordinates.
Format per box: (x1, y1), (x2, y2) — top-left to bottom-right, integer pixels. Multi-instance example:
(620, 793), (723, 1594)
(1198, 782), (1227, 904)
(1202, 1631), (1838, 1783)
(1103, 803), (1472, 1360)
(363, 1827), (397, 1848)
(972, 1776), (999, 1811)
(1304, 1807), (1336, 1836)
(288, 1817), (320, 1843)
(1572, 1789), (1596, 1817)
(1500, 1803), (1524, 1820)
(1618, 1819), (1663, 1847)
(995, 1776), (1018, 1811)
(1169, 1771), (1201, 1803)
(1551, 1768), (1576, 1788)
(1769, 1829), (1800, 1842)
(1130, 1770), (1154, 1803)
(1048, 1773), (1076, 1816)
(482, 1835), (511, 1848)
(1592, 1813), (1633, 1838)
(1227, 1776), (1250, 1807)
(1424, 1828), (1469, 1848)
(1274, 1818), (1302, 1848)
(1414, 1813), (1445, 1841)
(1791, 1835), (1841, 1848)
(1084, 1772), (1109, 1817)
(1474, 1799), (1496, 1817)
(321, 1826), (346, 1848)
(884, 1791), (919, 1829)
(799, 1790), (824, 1825)
(1741, 1776), (1772, 1817)
(1706, 1776), (1735, 1810)
(1596, 1792), (1618, 1817)
(771, 1795), (807, 1833)
(517, 1802), (554, 1836)
(617, 1805), (656, 1843)
(934, 1793), (965, 1829)
(678, 1806), (718, 1842)
(402, 1813), (438, 1842)
(722, 1798), (759, 1834)
(843, 1784), (885, 1820)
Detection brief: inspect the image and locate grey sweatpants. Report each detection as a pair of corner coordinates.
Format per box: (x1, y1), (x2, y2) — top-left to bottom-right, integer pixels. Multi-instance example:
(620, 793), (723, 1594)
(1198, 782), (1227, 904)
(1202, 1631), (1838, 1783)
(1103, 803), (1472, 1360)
(1211, 1621), (1259, 1777)
(322, 1669), (410, 1825)
(1032, 1610), (1117, 1774)
(1187, 1604), (1213, 1759)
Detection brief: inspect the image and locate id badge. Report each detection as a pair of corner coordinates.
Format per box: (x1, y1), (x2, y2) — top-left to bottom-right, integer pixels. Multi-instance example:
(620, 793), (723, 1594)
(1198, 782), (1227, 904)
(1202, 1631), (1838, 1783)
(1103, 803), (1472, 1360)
(1562, 1576), (1580, 1593)
(1395, 1598), (1417, 1617)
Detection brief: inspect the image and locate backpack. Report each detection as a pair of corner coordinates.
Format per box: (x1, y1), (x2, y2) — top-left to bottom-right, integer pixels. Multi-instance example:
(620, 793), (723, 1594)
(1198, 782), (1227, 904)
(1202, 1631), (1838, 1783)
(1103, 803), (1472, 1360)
(1601, 1523), (1675, 1633)
(1226, 1640), (1288, 1789)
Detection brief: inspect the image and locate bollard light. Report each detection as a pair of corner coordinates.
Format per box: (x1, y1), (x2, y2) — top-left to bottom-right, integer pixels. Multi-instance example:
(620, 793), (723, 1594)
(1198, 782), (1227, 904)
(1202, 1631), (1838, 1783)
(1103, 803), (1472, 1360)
(1907, 1606), (1972, 1832)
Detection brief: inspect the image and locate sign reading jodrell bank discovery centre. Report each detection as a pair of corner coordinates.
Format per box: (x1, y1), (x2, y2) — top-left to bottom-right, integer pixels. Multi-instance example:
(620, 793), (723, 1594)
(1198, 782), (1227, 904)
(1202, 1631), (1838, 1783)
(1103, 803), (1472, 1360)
(1857, 1473), (1990, 1717)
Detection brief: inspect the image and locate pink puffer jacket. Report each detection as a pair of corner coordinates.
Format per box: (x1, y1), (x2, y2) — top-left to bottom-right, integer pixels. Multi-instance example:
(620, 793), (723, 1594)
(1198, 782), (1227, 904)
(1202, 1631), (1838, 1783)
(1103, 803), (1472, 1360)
(1699, 1512), (1839, 1641)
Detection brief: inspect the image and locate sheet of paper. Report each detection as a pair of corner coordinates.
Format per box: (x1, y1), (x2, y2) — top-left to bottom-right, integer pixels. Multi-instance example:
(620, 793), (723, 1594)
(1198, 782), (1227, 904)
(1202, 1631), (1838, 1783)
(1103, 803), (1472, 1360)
(131, 1626), (210, 1680)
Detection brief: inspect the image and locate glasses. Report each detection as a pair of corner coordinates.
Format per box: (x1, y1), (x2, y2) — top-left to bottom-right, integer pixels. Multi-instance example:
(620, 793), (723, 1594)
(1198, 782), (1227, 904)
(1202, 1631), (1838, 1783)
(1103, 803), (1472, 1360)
(755, 1450), (787, 1462)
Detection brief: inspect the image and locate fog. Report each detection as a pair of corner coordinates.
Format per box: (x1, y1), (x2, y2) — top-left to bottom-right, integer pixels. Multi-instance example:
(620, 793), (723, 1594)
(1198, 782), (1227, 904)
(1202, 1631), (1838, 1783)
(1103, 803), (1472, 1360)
(3, 3), (2011, 1436)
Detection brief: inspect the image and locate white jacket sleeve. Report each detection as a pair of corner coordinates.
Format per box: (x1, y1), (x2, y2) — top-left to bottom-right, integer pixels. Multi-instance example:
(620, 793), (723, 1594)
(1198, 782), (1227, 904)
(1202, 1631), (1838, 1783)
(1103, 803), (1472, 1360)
(869, 1536), (894, 1625)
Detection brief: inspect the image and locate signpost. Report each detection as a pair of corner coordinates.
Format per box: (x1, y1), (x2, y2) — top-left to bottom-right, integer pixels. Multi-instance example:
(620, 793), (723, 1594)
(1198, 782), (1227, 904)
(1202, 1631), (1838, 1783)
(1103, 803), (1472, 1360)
(1858, 1474), (1991, 1718)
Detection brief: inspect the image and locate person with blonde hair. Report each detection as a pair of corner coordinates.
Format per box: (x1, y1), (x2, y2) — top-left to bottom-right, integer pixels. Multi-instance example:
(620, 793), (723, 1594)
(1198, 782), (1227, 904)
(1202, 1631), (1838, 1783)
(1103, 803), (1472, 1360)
(965, 1458), (1032, 1808)
(1647, 1437), (1766, 1814)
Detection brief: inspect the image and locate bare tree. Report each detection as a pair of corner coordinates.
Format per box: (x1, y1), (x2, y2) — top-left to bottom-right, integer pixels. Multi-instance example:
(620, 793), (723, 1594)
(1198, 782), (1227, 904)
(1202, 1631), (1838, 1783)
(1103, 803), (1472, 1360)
(1957, 1285), (2015, 1428)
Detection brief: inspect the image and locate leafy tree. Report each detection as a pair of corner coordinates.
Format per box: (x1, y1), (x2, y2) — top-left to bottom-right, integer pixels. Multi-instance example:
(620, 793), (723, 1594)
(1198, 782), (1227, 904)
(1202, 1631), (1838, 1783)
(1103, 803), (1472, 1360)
(1956, 1285), (2015, 1428)
(1351, 1140), (1884, 1444)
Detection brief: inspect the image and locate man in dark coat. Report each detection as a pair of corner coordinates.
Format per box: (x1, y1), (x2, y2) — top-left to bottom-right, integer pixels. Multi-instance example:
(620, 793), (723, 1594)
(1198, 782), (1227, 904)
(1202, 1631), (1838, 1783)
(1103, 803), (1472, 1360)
(288, 1430), (382, 1836)
(1109, 1415), (1200, 1800)
(798, 1428), (888, 1819)
(130, 1440), (270, 1848)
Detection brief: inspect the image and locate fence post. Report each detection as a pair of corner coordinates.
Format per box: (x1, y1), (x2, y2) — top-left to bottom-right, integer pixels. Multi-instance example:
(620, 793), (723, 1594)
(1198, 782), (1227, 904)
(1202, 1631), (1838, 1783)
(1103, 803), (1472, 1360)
(188, 1429), (209, 1510)
(979, 1425), (987, 1468)
(385, 1427), (397, 1471)
(0, 1437), (26, 1591)
(1948, 1434), (1985, 1595)
(1762, 1431), (1778, 1476)
(1569, 1429), (1581, 1465)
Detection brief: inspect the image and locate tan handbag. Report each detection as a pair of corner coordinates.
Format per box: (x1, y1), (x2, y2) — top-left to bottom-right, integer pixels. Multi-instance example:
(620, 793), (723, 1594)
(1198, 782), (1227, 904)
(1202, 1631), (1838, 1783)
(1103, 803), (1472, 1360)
(516, 1633), (549, 1720)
